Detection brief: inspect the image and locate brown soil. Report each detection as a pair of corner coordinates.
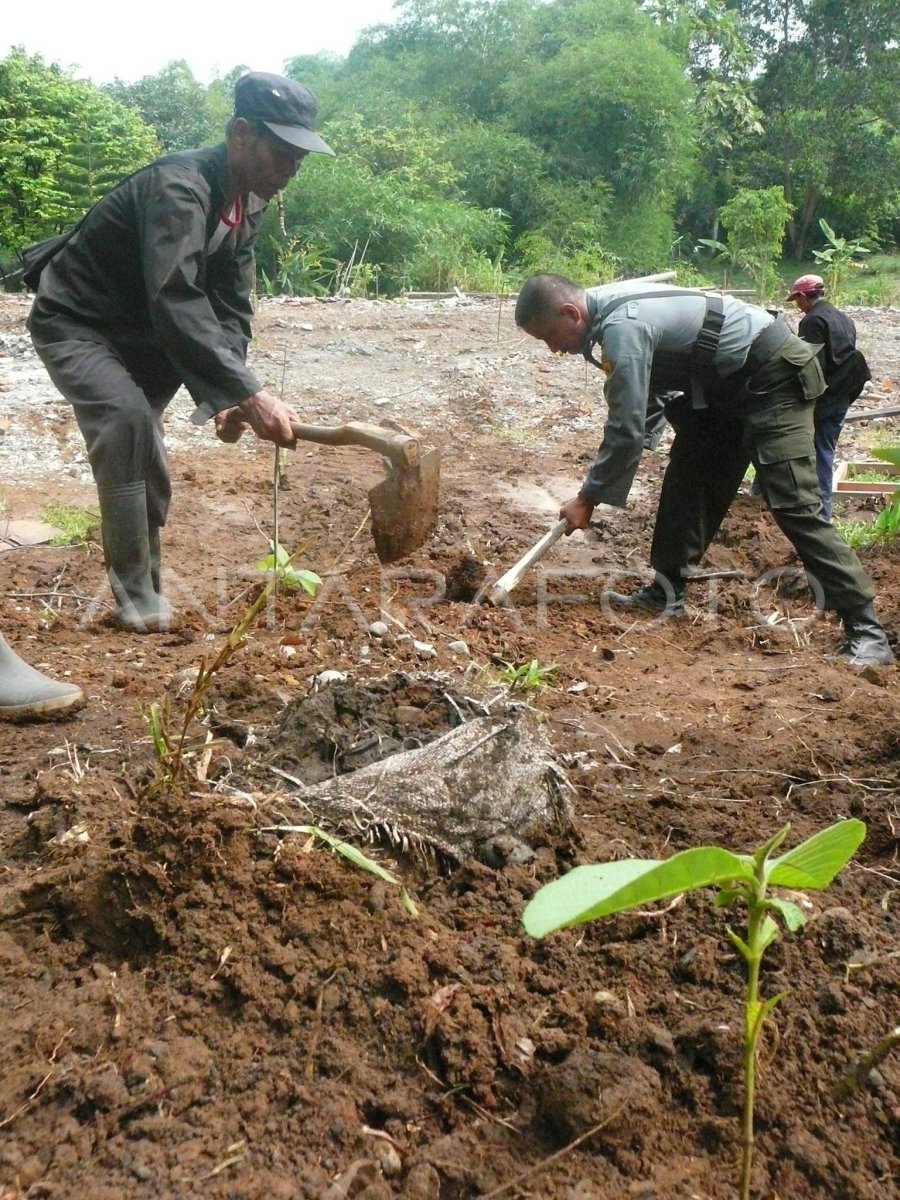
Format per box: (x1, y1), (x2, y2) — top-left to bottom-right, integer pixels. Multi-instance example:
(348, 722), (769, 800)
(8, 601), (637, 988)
(0, 294), (898, 1200)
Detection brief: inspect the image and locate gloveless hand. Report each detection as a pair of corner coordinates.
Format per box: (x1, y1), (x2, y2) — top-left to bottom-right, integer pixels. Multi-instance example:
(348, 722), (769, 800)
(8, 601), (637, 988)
(214, 406), (250, 443)
(559, 494), (595, 533)
(238, 390), (300, 448)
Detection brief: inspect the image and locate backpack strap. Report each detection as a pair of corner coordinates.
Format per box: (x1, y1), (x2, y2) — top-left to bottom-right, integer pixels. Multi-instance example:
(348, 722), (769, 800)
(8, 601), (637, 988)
(582, 289), (726, 410)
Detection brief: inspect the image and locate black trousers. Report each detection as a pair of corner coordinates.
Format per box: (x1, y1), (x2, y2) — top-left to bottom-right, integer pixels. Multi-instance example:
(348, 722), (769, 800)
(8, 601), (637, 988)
(650, 365), (874, 613)
(32, 338), (179, 529)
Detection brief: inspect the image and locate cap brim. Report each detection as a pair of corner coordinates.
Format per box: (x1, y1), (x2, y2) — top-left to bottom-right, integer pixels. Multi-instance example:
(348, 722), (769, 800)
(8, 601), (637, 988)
(785, 292), (802, 301)
(263, 121), (335, 156)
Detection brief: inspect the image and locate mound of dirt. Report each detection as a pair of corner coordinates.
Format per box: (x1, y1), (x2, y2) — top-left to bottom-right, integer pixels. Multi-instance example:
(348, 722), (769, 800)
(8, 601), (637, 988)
(0, 293), (898, 1199)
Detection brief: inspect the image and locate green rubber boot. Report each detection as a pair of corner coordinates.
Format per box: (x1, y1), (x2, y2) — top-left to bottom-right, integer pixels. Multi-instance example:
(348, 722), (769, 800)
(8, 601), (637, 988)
(0, 634), (84, 721)
(98, 482), (173, 633)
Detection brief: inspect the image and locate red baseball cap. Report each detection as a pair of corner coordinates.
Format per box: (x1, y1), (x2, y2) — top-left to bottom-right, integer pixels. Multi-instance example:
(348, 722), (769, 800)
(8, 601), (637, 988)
(786, 274), (824, 301)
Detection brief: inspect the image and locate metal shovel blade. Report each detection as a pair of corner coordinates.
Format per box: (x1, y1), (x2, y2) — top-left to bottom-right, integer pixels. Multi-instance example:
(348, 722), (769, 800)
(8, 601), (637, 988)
(368, 447), (441, 564)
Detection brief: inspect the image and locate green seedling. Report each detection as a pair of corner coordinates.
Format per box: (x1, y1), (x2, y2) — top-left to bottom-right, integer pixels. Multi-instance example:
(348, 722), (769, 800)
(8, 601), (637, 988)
(42, 504), (98, 546)
(147, 541), (317, 787)
(256, 541), (322, 596)
(495, 658), (557, 691)
(523, 819), (866, 1200)
(260, 822), (419, 917)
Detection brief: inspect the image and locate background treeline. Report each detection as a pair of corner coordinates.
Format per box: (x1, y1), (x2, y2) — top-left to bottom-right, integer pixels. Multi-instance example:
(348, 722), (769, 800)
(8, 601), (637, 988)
(2, 0), (898, 300)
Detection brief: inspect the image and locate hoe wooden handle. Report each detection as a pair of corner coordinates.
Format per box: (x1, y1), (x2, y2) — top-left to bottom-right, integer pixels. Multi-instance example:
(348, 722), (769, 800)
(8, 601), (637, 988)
(478, 519), (570, 605)
(290, 421), (420, 469)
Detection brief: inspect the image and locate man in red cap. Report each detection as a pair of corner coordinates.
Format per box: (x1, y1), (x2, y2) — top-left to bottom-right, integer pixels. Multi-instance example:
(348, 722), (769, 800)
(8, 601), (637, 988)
(23, 72), (334, 633)
(785, 274), (871, 520)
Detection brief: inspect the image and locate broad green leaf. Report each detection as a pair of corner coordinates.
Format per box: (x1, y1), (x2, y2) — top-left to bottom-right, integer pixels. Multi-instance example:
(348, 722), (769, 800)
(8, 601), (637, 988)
(871, 447), (900, 469)
(766, 820), (865, 889)
(522, 848), (754, 939)
(285, 568), (322, 596)
(766, 897), (806, 932)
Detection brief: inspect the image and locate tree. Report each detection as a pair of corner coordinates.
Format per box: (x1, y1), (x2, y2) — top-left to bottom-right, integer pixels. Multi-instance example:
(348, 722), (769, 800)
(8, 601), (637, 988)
(645, 1), (764, 242)
(0, 49), (159, 255)
(728, 0), (900, 255)
(503, 0), (697, 268)
(105, 60), (221, 150)
(350, 0), (531, 120)
(701, 185), (792, 300)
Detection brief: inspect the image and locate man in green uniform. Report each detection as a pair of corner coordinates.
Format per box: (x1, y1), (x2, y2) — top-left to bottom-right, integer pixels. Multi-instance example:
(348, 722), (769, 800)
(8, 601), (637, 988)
(515, 273), (892, 666)
(25, 72), (334, 633)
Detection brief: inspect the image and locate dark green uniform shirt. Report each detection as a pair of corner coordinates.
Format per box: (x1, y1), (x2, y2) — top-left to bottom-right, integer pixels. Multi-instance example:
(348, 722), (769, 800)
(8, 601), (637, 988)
(28, 143), (265, 415)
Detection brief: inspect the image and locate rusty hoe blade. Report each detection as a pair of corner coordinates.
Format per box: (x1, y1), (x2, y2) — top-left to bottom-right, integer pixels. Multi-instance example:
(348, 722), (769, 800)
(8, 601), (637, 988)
(289, 421), (441, 563)
(368, 447), (441, 564)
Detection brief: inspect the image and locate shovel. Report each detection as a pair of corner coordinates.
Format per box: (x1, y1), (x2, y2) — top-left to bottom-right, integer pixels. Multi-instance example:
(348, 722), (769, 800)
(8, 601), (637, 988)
(290, 421), (440, 563)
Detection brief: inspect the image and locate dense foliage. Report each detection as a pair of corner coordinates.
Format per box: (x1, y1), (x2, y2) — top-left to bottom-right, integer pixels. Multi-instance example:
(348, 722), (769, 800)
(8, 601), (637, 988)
(0, 49), (158, 258)
(2, 0), (898, 296)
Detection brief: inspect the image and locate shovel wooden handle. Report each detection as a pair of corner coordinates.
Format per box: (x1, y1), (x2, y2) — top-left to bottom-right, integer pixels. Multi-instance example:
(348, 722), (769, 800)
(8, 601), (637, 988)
(290, 422), (420, 469)
(477, 518), (570, 605)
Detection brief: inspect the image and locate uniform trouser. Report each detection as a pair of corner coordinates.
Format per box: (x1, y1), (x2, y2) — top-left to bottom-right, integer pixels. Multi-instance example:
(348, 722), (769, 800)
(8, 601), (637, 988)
(643, 393), (670, 450)
(813, 397), (851, 521)
(32, 338), (178, 528)
(649, 370), (875, 614)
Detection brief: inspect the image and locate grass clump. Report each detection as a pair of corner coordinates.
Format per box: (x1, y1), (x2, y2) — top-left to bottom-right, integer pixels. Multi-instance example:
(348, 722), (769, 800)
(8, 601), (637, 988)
(42, 504), (98, 546)
(835, 498), (900, 549)
(494, 657), (557, 691)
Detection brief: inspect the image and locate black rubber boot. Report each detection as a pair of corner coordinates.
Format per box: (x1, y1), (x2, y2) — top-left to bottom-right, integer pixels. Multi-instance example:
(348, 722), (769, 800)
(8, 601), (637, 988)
(834, 603), (893, 666)
(603, 573), (685, 618)
(98, 483), (173, 633)
(0, 634), (84, 721)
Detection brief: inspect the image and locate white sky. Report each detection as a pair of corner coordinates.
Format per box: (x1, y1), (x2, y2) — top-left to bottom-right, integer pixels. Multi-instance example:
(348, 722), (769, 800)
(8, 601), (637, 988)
(5, 0), (403, 86)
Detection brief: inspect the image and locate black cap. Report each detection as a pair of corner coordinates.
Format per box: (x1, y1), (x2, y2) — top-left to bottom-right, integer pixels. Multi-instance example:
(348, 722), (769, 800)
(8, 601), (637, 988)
(233, 72), (334, 156)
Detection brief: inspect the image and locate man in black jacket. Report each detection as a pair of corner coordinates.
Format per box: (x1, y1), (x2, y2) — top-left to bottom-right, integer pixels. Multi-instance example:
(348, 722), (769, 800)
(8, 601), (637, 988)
(27, 72), (334, 632)
(786, 274), (872, 520)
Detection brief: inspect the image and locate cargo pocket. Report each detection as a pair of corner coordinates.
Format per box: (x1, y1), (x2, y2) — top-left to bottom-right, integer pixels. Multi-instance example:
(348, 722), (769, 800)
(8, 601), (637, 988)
(745, 396), (819, 511)
(756, 455), (820, 512)
(775, 338), (826, 400)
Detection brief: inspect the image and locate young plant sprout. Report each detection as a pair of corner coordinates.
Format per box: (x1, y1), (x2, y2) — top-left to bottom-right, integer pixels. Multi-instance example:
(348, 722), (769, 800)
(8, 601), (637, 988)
(523, 820), (867, 1200)
(260, 823), (419, 917)
(257, 540), (322, 595)
(147, 541), (319, 786)
(495, 657), (557, 691)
